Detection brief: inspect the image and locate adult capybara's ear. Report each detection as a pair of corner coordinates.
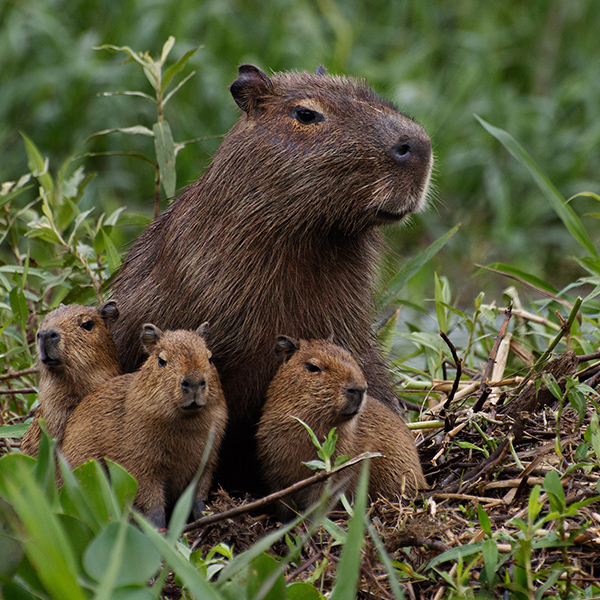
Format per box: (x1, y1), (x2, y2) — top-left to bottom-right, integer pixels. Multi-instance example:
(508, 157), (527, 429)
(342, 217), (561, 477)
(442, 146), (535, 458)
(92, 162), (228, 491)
(230, 64), (274, 114)
(274, 335), (300, 364)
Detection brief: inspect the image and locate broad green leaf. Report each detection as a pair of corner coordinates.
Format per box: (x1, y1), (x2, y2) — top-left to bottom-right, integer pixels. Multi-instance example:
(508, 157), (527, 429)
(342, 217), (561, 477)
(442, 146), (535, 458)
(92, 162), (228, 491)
(20, 133), (54, 197)
(9, 287), (28, 341)
(0, 182), (34, 208)
(153, 121), (176, 198)
(302, 459), (326, 470)
(543, 470), (565, 513)
(0, 454), (86, 600)
(83, 521), (161, 588)
(534, 569), (562, 600)
(57, 514), (95, 573)
(376, 223), (460, 308)
(480, 263), (560, 295)
(59, 458), (105, 532)
(160, 36), (175, 65)
(0, 422), (31, 438)
(329, 461), (369, 600)
(427, 542), (483, 570)
(476, 116), (598, 258)
(541, 373), (562, 403)
(105, 460), (137, 511)
(111, 588), (155, 600)
(0, 534), (24, 578)
(94, 44), (150, 70)
(162, 47), (200, 93)
(104, 206), (127, 227)
(135, 514), (223, 600)
(478, 504), (492, 538)
(102, 229), (122, 272)
(481, 538), (498, 587)
(222, 553), (286, 600)
(287, 581), (324, 599)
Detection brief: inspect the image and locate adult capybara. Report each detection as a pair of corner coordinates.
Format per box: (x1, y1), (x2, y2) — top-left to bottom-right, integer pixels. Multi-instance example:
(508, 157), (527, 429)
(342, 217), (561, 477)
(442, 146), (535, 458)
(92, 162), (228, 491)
(60, 324), (228, 528)
(20, 301), (121, 457)
(110, 65), (433, 489)
(257, 336), (426, 516)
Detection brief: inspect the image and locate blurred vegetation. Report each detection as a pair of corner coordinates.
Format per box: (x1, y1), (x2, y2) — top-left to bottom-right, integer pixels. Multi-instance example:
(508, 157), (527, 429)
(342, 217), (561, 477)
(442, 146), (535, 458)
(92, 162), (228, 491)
(1, 6), (600, 594)
(1, 0), (599, 303)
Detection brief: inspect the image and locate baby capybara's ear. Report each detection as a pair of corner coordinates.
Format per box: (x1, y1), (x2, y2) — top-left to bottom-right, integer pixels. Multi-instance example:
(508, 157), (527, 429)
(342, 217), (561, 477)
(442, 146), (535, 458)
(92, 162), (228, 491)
(274, 335), (300, 364)
(98, 301), (119, 329)
(196, 321), (210, 338)
(141, 323), (162, 353)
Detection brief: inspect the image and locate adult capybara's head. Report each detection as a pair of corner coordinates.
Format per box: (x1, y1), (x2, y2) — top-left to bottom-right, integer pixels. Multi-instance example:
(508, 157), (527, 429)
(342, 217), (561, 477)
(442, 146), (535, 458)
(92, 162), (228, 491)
(222, 65), (433, 234)
(139, 323), (223, 418)
(269, 336), (368, 423)
(36, 302), (120, 375)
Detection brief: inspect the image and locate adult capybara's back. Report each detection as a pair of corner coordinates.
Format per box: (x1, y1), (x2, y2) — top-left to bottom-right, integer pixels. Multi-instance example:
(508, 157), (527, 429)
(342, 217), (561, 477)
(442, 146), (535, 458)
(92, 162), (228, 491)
(110, 65), (432, 488)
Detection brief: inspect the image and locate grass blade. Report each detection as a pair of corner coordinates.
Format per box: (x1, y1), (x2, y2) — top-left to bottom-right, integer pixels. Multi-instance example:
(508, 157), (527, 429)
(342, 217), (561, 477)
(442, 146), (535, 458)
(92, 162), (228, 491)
(329, 461), (369, 600)
(476, 115), (598, 258)
(376, 224), (460, 309)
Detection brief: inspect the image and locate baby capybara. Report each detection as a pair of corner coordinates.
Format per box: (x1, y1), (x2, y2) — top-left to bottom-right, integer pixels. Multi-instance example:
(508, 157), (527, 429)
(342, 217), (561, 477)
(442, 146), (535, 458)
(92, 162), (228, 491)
(257, 336), (426, 516)
(60, 323), (228, 528)
(20, 301), (121, 457)
(110, 65), (433, 489)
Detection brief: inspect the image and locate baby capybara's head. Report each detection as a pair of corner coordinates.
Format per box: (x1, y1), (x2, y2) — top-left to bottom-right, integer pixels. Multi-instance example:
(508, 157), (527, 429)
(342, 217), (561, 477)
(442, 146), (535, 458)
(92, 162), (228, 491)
(36, 302), (120, 375)
(138, 323), (223, 419)
(269, 336), (368, 424)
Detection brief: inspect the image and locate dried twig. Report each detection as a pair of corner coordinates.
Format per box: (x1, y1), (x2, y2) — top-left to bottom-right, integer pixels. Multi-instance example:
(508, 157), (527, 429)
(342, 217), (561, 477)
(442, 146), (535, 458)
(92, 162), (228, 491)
(183, 451), (379, 533)
(0, 388), (36, 396)
(0, 367), (38, 382)
(440, 331), (462, 409)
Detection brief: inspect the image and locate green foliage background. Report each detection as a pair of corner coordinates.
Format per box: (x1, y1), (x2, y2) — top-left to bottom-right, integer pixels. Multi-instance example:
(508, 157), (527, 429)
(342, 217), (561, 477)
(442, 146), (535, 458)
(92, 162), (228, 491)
(2, 0), (599, 300)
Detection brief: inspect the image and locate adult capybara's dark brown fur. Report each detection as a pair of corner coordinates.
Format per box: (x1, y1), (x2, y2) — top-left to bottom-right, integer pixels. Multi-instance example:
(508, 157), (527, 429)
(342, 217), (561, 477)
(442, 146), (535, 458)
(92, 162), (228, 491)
(257, 337), (426, 515)
(110, 65), (432, 488)
(60, 324), (228, 528)
(21, 301), (121, 457)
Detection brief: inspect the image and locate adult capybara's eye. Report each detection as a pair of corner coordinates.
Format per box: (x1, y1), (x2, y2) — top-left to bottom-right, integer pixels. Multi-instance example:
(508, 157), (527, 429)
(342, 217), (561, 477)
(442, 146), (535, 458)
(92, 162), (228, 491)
(80, 320), (95, 331)
(305, 362), (321, 373)
(290, 106), (324, 125)
(158, 356), (167, 367)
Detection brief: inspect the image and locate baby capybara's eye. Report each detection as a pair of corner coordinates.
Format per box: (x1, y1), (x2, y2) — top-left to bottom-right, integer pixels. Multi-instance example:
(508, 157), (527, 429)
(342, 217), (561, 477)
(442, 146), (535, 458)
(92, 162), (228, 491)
(80, 320), (95, 331)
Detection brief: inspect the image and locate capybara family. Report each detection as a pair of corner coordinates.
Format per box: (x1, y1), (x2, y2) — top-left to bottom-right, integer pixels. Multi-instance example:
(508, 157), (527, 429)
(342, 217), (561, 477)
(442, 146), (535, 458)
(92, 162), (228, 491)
(60, 324), (228, 528)
(109, 64), (433, 487)
(257, 337), (426, 515)
(21, 302), (121, 457)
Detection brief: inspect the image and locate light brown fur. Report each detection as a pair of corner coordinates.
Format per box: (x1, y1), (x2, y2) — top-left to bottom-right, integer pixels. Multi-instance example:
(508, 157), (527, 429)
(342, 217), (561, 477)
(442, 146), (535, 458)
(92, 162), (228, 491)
(257, 337), (426, 516)
(21, 302), (121, 457)
(60, 324), (228, 528)
(109, 65), (433, 490)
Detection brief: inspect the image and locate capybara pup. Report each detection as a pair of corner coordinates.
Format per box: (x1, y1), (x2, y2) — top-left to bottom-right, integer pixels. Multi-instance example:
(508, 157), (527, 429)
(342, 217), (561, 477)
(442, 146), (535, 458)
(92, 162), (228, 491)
(20, 301), (121, 457)
(60, 323), (228, 528)
(257, 336), (426, 515)
(109, 65), (433, 489)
